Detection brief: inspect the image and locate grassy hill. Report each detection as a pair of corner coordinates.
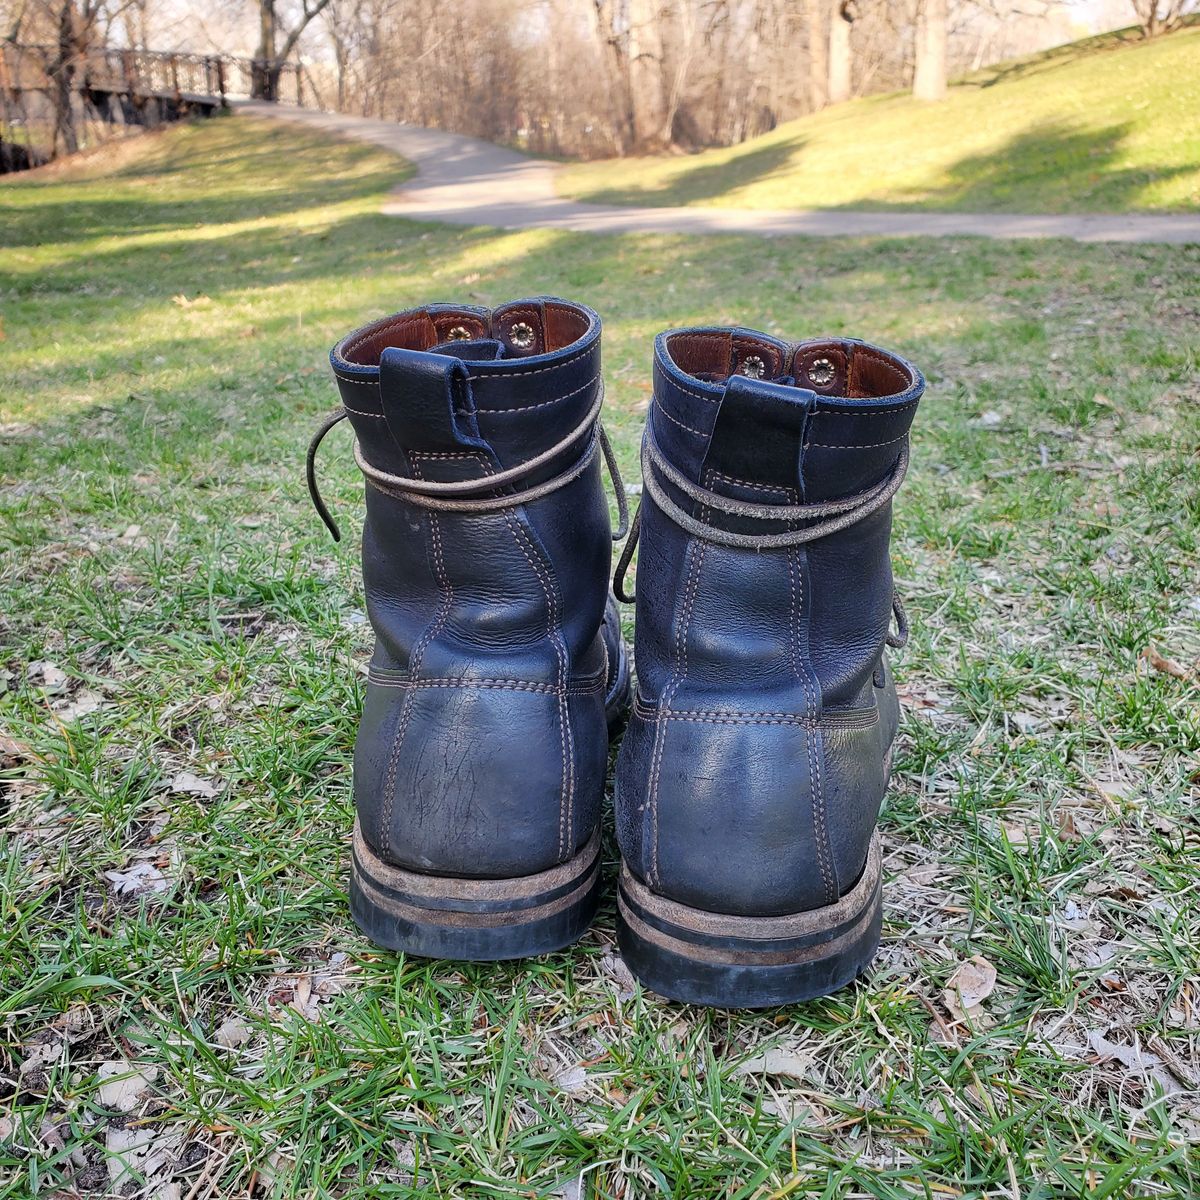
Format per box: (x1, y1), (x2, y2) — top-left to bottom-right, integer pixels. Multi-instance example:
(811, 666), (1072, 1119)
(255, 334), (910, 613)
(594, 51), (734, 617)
(559, 24), (1200, 212)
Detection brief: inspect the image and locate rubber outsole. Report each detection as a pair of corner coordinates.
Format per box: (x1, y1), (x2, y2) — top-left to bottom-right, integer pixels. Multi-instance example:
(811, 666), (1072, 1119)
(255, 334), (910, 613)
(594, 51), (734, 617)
(616, 834), (883, 1008)
(350, 822), (602, 960)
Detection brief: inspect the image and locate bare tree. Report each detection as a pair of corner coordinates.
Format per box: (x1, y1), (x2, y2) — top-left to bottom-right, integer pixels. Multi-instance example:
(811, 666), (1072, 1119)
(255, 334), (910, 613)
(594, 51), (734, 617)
(251, 0), (332, 98)
(20, 0), (119, 154)
(806, 0), (827, 110)
(912, 0), (947, 99)
(828, 0), (856, 103)
(1128, 0), (1191, 36)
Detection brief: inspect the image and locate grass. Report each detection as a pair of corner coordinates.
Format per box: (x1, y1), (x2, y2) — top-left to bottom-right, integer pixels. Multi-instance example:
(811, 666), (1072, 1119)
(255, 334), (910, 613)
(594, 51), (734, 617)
(559, 24), (1200, 214)
(2, 115), (1199, 1198)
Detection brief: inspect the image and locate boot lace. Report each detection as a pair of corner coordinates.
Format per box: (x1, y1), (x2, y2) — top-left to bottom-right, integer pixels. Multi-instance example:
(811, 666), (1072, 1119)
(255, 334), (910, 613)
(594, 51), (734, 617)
(306, 382), (628, 544)
(614, 421), (910, 649)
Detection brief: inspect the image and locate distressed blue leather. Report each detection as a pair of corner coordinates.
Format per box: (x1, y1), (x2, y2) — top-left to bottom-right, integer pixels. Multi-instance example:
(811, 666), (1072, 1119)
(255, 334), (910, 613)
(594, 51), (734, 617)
(329, 299), (625, 880)
(615, 329), (923, 918)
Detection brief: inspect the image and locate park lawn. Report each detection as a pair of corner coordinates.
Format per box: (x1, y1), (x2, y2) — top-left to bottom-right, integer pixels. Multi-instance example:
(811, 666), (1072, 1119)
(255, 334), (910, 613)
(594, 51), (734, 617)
(1, 115), (1199, 1198)
(559, 24), (1200, 214)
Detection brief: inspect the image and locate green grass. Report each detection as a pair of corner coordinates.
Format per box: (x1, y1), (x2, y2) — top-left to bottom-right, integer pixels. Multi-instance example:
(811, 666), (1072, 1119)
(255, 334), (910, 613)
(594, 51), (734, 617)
(2, 115), (1200, 1198)
(559, 24), (1200, 214)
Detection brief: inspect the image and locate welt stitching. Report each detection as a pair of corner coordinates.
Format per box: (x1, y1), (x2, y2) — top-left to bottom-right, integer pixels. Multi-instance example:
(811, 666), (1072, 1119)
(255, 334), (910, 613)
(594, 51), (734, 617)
(635, 703), (875, 730)
(334, 376), (383, 388)
(482, 372), (600, 415)
(342, 405), (387, 419)
(653, 397), (707, 438)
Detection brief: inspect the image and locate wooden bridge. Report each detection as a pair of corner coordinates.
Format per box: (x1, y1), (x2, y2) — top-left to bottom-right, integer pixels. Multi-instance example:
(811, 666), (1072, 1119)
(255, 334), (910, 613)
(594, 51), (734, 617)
(1, 43), (310, 169)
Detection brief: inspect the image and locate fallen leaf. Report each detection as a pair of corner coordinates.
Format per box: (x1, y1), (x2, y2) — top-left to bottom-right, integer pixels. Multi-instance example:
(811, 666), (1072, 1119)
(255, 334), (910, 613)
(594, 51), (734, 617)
(97, 1060), (158, 1112)
(106, 1121), (183, 1192)
(555, 1065), (589, 1094)
(214, 1016), (252, 1049)
(20, 1038), (61, 1076)
(27, 661), (68, 694)
(104, 861), (169, 897)
(291, 974), (313, 1016)
(943, 955), (997, 1024)
(170, 771), (220, 798)
(734, 1046), (812, 1080)
(1087, 1032), (1179, 1095)
(1141, 646), (1190, 680)
(599, 950), (636, 1000)
(762, 1096), (814, 1123)
(55, 690), (106, 722)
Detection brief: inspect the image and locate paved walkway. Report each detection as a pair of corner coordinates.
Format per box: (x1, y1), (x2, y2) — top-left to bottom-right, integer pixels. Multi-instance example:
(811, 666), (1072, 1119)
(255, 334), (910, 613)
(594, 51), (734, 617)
(240, 102), (1200, 244)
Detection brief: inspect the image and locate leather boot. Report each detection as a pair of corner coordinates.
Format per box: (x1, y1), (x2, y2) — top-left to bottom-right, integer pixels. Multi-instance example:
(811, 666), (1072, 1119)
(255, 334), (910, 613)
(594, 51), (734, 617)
(613, 328), (923, 1006)
(308, 298), (631, 960)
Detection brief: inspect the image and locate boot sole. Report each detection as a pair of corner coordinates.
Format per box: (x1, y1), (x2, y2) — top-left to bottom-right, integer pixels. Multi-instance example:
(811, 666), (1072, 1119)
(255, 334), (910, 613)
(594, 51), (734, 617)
(351, 822), (601, 961)
(616, 834), (882, 1008)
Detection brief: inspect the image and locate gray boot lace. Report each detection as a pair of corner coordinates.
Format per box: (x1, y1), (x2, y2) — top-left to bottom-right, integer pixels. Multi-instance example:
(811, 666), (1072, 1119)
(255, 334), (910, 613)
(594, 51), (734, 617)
(307, 383), (628, 545)
(614, 421), (909, 649)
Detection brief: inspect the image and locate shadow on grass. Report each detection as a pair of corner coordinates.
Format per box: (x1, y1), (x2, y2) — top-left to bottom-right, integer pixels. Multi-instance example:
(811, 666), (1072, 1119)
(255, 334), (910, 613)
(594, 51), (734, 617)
(830, 120), (1196, 213)
(0, 115), (410, 247)
(580, 135), (803, 207)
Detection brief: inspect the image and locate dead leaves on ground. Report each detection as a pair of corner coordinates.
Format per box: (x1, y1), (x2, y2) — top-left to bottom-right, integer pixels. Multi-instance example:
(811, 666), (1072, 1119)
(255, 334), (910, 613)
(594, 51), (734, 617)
(942, 955), (998, 1028)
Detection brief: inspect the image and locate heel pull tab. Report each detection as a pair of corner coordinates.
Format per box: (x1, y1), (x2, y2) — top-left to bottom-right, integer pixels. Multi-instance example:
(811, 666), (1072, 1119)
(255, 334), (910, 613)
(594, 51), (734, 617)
(378, 346), (489, 457)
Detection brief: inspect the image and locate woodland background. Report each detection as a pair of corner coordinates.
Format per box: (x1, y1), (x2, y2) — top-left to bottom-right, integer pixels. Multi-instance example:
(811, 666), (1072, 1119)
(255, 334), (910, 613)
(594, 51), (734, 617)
(3, 0), (1193, 161)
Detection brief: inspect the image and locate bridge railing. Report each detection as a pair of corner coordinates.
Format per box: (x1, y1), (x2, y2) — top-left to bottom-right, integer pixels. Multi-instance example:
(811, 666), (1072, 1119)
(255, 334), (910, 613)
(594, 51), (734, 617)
(0, 44), (306, 106)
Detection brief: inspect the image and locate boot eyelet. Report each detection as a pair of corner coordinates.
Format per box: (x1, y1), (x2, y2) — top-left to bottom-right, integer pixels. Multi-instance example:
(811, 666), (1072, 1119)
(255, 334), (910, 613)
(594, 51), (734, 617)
(509, 321), (536, 349)
(741, 355), (766, 379)
(808, 357), (836, 387)
(446, 325), (472, 341)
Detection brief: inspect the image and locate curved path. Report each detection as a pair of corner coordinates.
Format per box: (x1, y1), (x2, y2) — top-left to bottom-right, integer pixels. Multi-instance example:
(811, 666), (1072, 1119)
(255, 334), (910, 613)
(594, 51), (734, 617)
(240, 102), (1200, 244)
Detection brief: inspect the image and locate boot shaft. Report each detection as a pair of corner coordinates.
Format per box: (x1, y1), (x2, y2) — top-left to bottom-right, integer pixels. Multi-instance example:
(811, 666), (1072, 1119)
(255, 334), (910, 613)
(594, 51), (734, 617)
(329, 299), (612, 677)
(638, 328), (923, 711)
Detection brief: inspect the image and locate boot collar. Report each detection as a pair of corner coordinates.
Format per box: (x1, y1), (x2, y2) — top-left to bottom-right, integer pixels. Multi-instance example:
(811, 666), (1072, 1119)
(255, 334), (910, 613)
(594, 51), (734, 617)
(329, 298), (601, 473)
(652, 328), (924, 501)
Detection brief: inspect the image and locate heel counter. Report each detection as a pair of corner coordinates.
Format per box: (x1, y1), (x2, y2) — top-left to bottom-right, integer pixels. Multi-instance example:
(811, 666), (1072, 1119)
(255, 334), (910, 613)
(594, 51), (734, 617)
(354, 677), (606, 878)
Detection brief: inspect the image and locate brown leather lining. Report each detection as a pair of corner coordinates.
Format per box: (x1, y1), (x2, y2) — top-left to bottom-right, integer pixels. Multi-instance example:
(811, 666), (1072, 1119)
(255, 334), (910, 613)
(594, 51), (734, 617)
(663, 331), (913, 401)
(341, 300), (591, 365)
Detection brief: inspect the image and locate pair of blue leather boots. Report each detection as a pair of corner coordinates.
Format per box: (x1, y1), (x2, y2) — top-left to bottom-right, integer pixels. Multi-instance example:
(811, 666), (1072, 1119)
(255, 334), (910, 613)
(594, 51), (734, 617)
(308, 298), (924, 1008)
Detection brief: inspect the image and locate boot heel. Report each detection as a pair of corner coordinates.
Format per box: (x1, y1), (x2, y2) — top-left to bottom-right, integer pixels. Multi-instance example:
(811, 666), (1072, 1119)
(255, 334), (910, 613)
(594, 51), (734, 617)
(616, 835), (882, 1008)
(351, 822), (601, 961)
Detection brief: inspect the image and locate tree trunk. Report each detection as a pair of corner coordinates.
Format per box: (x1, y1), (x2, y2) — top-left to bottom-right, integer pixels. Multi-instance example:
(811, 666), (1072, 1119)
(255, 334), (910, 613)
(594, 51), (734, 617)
(53, 0), (79, 154)
(252, 0), (277, 99)
(828, 0), (853, 104)
(912, 0), (947, 101)
(806, 0), (828, 112)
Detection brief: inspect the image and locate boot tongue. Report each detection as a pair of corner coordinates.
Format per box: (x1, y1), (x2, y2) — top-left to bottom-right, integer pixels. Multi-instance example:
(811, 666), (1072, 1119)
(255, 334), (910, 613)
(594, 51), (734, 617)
(429, 338), (506, 361)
